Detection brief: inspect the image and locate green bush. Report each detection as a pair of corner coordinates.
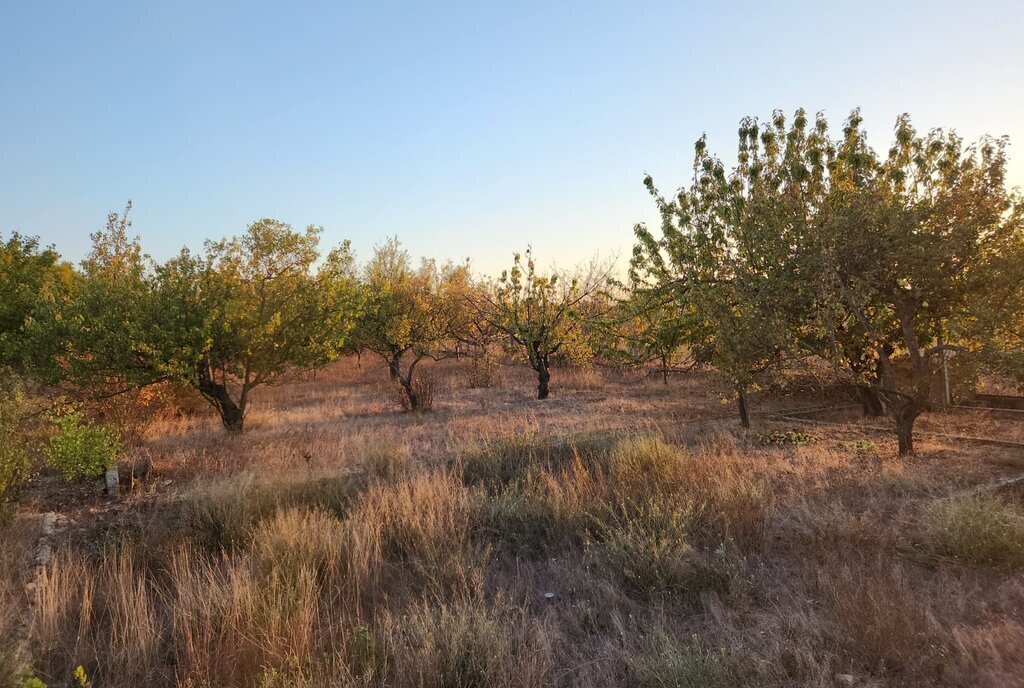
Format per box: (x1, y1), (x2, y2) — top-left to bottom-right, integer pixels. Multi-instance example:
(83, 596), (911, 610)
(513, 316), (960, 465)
(0, 380), (32, 512)
(758, 430), (815, 446)
(19, 673), (48, 688)
(598, 501), (697, 594)
(46, 409), (121, 481)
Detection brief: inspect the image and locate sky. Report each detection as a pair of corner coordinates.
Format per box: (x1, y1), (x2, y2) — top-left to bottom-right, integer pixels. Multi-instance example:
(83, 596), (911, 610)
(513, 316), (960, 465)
(2, 1), (1022, 276)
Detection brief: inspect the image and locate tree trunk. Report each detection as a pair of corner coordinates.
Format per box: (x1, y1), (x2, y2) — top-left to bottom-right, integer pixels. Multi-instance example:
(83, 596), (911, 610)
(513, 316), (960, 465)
(894, 403), (922, 456)
(537, 365), (550, 400)
(737, 387), (750, 428)
(219, 402), (245, 433)
(661, 355), (669, 385)
(388, 353), (401, 381)
(197, 370), (245, 433)
(399, 375), (418, 411)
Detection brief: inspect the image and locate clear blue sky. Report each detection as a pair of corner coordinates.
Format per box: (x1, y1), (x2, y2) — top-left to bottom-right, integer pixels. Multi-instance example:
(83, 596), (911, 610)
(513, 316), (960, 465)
(2, 1), (1022, 275)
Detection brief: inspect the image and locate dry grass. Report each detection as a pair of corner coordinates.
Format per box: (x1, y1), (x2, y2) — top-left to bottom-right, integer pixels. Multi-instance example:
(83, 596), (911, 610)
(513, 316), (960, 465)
(556, 366), (605, 391)
(916, 493), (1024, 568)
(629, 630), (744, 688)
(5, 356), (1024, 687)
(0, 519), (36, 685)
(822, 559), (949, 678)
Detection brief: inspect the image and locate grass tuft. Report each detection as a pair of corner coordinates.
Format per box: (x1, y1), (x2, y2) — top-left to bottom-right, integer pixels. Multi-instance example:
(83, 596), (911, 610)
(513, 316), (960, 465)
(917, 493), (1024, 568)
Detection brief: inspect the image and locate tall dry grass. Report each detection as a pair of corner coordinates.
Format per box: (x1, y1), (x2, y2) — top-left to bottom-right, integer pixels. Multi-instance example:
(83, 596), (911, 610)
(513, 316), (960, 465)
(13, 357), (1024, 687)
(24, 432), (779, 687)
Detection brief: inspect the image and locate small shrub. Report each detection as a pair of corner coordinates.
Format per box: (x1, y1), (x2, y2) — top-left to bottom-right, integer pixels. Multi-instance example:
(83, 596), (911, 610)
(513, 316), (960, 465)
(631, 633), (739, 688)
(381, 599), (550, 687)
(758, 430), (815, 446)
(598, 501), (715, 595)
(466, 354), (500, 389)
(363, 442), (411, 482)
(843, 439), (877, 452)
(72, 666), (90, 688)
(918, 494), (1024, 567)
(20, 676), (48, 688)
(392, 371), (441, 413)
(46, 409), (120, 481)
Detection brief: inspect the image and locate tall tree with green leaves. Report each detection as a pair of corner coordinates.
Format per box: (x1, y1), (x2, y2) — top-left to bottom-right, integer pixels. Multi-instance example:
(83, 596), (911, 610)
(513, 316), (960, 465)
(962, 180), (1024, 388)
(480, 249), (612, 399)
(0, 233), (73, 371)
(22, 204), (153, 391)
(153, 220), (361, 431)
(633, 110), (825, 426)
(599, 290), (696, 384)
(352, 237), (470, 411)
(818, 113), (1022, 453)
(26, 211), (361, 432)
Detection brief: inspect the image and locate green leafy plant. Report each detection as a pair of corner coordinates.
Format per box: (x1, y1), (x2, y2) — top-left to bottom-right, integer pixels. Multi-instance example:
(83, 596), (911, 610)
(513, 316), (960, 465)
(17, 670), (48, 688)
(758, 430), (815, 446)
(46, 409), (120, 481)
(0, 379), (32, 512)
(72, 666), (90, 688)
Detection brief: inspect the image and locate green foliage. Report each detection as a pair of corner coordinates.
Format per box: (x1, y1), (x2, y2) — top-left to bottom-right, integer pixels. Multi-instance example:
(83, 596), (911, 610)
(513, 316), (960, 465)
(758, 430), (816, 446)
(46, 409), (121, 481)
(72, 665), (90, 688)
(23, 209), (361, 432)
(152, 219), (362, 430)
(18, 672), (48, 688)
(634, 108), (1024, 450)
(22, 205), (150, 389)
(603, 291), (696, 381)
(633, 110), (827, 422)
(480, 248), (612, 398)
(818, 112), (1021, 451)
(0, 233), (71, 371)
(969, 218), (1024, 386)
(0, 376), (32, 509)
(353, 237), (471, 410)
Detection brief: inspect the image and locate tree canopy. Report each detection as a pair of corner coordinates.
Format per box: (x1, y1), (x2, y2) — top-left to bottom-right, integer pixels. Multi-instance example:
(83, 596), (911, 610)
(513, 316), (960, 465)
(25, 213), (361, 432)
(634, 108), (1024, 451)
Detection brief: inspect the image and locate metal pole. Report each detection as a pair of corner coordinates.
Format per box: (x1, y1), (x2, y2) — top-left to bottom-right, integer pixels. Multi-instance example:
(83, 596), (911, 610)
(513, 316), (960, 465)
(940, 336), (951, 406)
